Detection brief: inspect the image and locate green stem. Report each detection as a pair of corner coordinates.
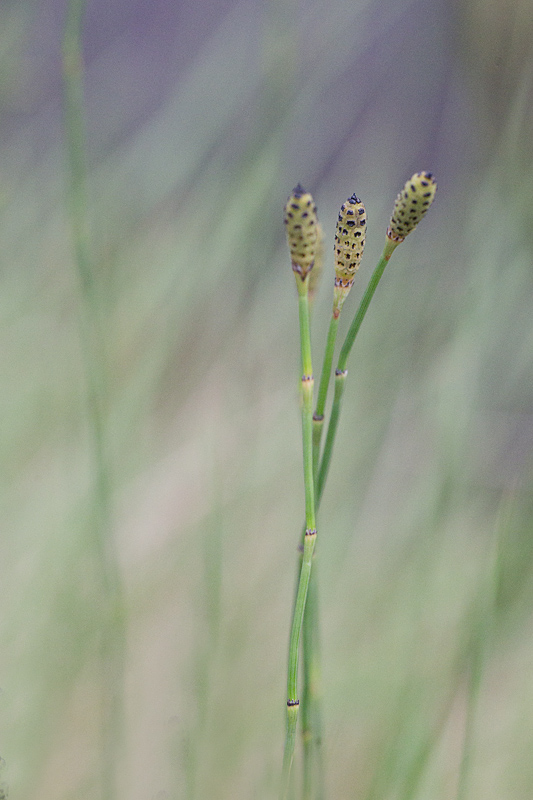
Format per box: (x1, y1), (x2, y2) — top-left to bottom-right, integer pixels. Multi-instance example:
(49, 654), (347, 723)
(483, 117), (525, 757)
(312, 314), (340, 478)
(316, 367), (347, 510)
(301, 564), (324, 800)
(300, 252), (393, 800)
(283, 527), (318, 798)
(338, 252), (390, 373)
(302, 310), (339, 798)
(185, 464), (224, 799)
(316, 250), (391, 504)
(456, 641), (481, 800)
(282, 276), (318, 799)
(302, 247), (395, 798)
(301, 574), (315, 800)
(63, 0), (92, 290)
(298, 284), (316, 532)
(456, 525), (498, 800)
(286, 242), (396, 798)
(62, 5), (124, 799)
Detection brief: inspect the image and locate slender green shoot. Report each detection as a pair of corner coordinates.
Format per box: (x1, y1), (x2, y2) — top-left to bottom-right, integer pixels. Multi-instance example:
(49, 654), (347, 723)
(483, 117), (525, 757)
(298, 280), (316, 532)
(282, 273), (318, 799)
(302, 312), (338, 799)
(282, 173), (436, 798)
(184, 453), (224, 800)
(456, 505), (501, 800)
(315, 168), (438, 504)
(301, 567), (324, 800)
(298, 245), (389, 796)
(302, 250), (394, 798)
(302, 192), (368, 795)
(316, 246), (392, 506)
(303, 311), (338, 798)
(62, 4), (125, 799)
(456, 638), (482, 800)
(312, 314), (340, 479)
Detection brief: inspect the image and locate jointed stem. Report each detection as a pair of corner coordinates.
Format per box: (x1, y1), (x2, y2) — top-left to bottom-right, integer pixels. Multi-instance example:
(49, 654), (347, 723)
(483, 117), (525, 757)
(316, 250), (392, 503)
(301, 311), (339, 797)
(301, 248), (393, 797)
(301, 567), (324, 800)
(284, 242), (397, 798)
(282, 276), (318, 799)
(312, 314), (340, 478)
(298, 285), (316, 533)
(298, 250), (393, 797)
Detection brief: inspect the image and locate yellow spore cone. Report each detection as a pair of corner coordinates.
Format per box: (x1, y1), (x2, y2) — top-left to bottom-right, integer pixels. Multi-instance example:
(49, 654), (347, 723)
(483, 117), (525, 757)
(387, 171), (437, 244)
(333, 193), (367, 318)
(284, 184), (319, 281)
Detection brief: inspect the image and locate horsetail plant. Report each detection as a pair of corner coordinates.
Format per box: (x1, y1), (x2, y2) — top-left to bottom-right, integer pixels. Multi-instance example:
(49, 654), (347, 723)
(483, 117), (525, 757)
(282, 185), (320, 797)
(281, 173), (437, 799)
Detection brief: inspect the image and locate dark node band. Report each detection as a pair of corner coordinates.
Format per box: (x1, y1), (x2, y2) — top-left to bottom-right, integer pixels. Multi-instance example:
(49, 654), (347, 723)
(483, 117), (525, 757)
(287, 699), (300, 707)
(305, 528), (317, 537)
(292, 261), (312, 280)
(386, 226), (404, 244)
(335, 369), (348, 377)
(334, 276), (354, 289)
(301, 374), (313, 383)
(313, 413), (324, 422)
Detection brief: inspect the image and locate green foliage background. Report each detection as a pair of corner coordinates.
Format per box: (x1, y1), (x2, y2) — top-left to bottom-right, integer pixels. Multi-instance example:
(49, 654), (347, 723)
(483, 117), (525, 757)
(1, 0), (533, 798)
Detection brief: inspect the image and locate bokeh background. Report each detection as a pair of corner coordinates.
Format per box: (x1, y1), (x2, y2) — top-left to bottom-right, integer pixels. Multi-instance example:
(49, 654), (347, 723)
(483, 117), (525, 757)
(1, 0), (533, 798)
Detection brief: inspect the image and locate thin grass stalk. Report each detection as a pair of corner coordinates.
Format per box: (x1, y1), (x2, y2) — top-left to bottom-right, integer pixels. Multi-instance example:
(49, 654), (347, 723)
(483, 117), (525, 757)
(282, 274), (318, 799)
(396, 696), (455, 800)
(456, 507), (501, 800)
(184, 450), (224, 800)
(456, 641), (481, 800)
(62, 4), (125, 798)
